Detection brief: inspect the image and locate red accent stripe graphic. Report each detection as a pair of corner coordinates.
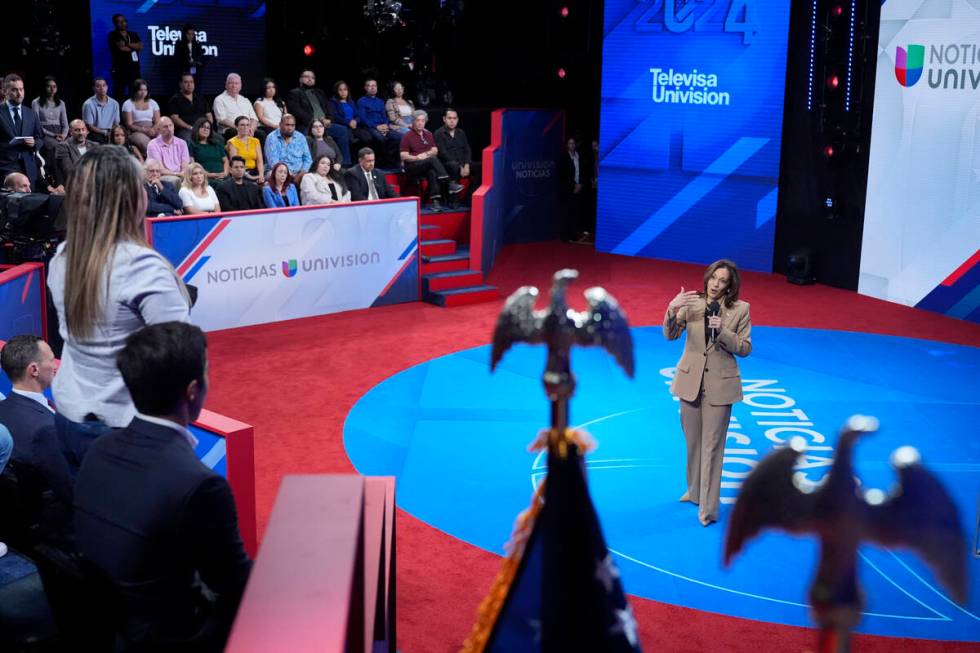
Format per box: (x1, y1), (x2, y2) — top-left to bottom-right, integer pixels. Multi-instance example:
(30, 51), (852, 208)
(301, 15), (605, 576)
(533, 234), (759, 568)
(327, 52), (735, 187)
(542, 112), (562, 135)
(176, 219), (231, 276)
(941, 249), (980, 287)
(21, 270), (33, 303)
(380, 252), (416, 297)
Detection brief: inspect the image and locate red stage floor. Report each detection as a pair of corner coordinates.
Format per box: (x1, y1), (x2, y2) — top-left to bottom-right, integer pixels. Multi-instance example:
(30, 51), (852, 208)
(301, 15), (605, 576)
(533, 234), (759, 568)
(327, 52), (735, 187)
(205, 242), (980, 652)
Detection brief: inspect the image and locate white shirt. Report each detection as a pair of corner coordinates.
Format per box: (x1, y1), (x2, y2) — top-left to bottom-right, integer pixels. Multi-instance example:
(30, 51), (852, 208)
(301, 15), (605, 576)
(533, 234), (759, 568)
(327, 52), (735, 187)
(122, 98), (160, 123)
(11, 388), (54, 413)
(364, 166), (379, 200)
(300, 174), (351, 205)
(569, 151), (580, 185)
(213, 92), (257, 126)
(255, 98), (282, 127)
(134, 412), (199, 448)
(179, 185), (220, 213)
(48, 241), (191, 427)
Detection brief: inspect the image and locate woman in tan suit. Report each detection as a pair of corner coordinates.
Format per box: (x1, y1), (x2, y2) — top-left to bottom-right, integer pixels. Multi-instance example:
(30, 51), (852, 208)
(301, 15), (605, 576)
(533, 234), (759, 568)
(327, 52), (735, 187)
(663, 259), (752, 526)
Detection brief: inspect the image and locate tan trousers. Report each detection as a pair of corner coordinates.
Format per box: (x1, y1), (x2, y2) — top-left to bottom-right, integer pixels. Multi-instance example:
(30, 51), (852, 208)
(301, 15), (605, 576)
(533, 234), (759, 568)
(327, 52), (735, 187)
(680, 392), (732, 523)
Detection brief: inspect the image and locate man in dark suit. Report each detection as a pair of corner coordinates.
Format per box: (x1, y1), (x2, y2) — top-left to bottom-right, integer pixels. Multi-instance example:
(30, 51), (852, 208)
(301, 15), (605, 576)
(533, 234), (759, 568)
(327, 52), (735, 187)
(344, 147), (396, 202)
(143, 158), (183, 216)
(54, 120), (98, 187)
(74, 322), (251, 651)
(0, 335), (73, 541)
(215, 156), (264, 212)
(0, 74), (45, 190)
(286, 70), (331, 135)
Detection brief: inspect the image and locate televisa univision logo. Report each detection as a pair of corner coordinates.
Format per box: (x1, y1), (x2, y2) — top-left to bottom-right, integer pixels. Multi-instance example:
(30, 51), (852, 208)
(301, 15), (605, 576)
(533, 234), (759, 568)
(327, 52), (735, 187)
(895, 44), (924, 87)
(282, 259), (298, 277)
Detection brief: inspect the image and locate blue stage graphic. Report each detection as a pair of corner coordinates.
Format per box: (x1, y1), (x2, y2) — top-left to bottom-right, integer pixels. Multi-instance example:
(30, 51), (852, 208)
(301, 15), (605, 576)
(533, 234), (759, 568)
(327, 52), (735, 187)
(596, 1), (792, 271)
(344, 327), (980, 641)
(0, 265), (45, 342)
(90, 0), (266, 96)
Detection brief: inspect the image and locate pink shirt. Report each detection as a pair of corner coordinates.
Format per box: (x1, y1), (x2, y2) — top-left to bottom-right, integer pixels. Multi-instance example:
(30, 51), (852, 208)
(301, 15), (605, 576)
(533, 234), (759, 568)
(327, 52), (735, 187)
(147, 136), (190, 175)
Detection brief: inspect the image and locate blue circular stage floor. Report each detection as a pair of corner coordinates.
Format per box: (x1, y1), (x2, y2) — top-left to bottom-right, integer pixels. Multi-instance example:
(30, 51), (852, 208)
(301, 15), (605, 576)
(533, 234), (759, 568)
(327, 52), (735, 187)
(344, 327), (980, 641)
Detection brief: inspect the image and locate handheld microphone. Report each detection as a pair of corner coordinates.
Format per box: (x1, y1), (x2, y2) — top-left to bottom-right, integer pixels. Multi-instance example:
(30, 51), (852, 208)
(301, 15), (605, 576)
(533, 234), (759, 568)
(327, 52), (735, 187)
(708, 300), (720, 342)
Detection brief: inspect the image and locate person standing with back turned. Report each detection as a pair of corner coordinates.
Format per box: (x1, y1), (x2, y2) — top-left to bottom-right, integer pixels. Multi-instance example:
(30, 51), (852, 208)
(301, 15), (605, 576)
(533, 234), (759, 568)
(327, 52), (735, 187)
(663, 259), (752, 526)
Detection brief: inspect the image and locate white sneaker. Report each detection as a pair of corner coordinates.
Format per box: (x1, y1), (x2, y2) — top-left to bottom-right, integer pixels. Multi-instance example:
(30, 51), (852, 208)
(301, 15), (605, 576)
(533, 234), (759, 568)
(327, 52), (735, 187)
(0, 541), (7, 558)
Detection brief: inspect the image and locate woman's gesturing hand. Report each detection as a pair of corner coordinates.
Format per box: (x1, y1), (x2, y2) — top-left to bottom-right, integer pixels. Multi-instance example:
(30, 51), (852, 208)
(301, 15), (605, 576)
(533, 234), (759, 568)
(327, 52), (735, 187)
(668, 287), (700, 313)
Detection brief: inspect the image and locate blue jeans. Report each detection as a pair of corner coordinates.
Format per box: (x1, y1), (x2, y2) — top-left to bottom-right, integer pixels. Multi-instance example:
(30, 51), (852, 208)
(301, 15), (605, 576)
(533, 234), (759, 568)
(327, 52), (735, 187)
(54, 413), (112, 477)
(0, 424), (12, 474)
(326, 123), (352, 165)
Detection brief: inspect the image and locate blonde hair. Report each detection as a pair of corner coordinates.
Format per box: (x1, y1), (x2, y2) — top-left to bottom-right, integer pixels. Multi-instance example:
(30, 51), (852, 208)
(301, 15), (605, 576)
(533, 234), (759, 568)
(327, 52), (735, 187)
(181, 162), (207, 190)
(62, 146), (187, 339)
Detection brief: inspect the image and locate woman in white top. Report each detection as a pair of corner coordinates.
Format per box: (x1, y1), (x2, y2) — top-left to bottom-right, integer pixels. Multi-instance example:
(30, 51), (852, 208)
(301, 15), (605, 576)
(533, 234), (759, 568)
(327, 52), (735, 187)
(31, 76), (69, 163)
(178, 162), (221, 213)
(122, 78), (161, 156)
(48, 146), (191, 429)
(254, 77), (285, 133)
(385, 81), (415, 134)
(301, 155), (350, 205)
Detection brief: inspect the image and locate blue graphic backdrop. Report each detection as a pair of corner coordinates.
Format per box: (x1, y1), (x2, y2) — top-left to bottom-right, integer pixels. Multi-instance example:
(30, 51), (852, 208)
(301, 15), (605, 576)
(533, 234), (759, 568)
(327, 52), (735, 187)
(0, 265), (45, 342)
(596, 1), (792, 271)
(90, 0), (266, 96)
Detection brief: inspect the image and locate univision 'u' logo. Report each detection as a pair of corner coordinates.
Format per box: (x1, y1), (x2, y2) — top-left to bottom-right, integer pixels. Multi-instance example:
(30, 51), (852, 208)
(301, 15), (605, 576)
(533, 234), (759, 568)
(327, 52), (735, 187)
(282, 259), (298, 277)
(895, 44), (924, 87)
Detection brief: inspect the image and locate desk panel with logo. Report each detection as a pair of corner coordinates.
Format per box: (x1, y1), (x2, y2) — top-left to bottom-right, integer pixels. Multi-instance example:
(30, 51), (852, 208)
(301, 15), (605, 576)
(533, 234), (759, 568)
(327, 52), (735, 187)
(147, 199), (420, 332)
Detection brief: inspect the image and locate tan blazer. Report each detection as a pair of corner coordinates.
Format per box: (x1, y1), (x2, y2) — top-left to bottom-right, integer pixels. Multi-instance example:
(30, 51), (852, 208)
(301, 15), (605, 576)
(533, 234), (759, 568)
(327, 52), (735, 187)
(663, 298), (752, 405)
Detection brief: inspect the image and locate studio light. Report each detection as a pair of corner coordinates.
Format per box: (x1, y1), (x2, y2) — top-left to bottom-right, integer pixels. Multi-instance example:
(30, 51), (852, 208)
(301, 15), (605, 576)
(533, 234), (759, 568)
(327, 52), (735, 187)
(560, 6), (570, 18)
(786, 248), (816, 285)
(557, 68), (567, 79)
(823, 145), (835, 158)
(303, 44), (315, 57)
(826, 74), (839, 89)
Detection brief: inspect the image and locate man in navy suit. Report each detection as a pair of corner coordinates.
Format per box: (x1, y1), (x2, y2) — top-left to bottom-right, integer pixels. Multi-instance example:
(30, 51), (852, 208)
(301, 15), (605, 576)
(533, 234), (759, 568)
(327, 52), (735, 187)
(0, 334), (73, 542)
(344, 147), (397, 202)
(0, 75), (45, 190)
(74, 322), (251, 651)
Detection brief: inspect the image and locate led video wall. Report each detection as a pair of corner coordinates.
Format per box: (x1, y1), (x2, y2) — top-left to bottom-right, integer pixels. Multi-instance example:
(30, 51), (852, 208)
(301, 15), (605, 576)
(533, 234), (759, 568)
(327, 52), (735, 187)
(90, 0), (267, 96)
(860, 0), (980, 324)
(596, 0), (792, 271)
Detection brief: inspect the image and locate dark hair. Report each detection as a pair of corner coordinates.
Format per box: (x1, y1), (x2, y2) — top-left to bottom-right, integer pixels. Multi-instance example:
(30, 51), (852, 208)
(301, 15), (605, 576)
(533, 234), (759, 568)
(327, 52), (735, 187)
(333, 80), (348, 98)
(42, 76), (61, 106)
(93, 76), (108, 86)
(129, 78), (150, 102)
(230, 155), (246, 166)
(191, 117), (219, 145)
(443, 107), (458, 117)
(235, 115), (250, 127)
(3, 74), (23, 90)
(262, 77), (284, 109)
(0, 334), (43, 382)
(109, 124), (128, 144)
(703, 259), (741, 308)
(310, 154), (346, 189)
(116, 322), (207, 415)
(269, 162), (292, 194)
(357, 147), (375, 160)
(182, 23), (196, 37)
(112, 13), (124, 22)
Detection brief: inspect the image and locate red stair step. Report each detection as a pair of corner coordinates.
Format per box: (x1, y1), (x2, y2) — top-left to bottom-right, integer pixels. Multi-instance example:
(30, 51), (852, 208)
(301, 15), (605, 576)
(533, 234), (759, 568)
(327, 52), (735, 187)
(423, 270), (484, 292)
(421, 239), (457, 257)
(424, 285), (499, 307)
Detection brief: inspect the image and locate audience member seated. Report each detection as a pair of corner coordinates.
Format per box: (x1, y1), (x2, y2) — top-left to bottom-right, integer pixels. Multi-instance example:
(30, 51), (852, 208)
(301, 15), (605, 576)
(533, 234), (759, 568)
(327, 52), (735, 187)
(328, 81), (370, 163)
(384, 81), (414, 135)
(263, 162), (299, 208)
(179, 162), (221, 214)
(213, 73), (259, 142)
(188, 118), (228, 185)
(286, 71), (351, 164)
(264, 113), (311, 178)
(301, 155), (350, 205)
(0, 335), (74, 543)
(344, 147), (396, 202)
(168, 73), (213, 142)
(400, 110), (462, 210)
(110, 124), (144, 164)
(254, 78), (286, 136)
(305, 118), (343, 171)
(1, 74), (45, 191)
(357, 79), (401, 166)
(121, 78), (161, 155)
(47, 147), (191, 465)
(146, 117), (189, 185)
(31, 76), (69, 166)
(225, 115), (264, 184)
(54, 120), (98, 188)
(435, 108), (474, 207)
(81, 77), (120, 144)
(215, 157), (263, 212)
(144, 159), (183, 216)
(3, 171), (31, 193)
(74, 321), (252, 652)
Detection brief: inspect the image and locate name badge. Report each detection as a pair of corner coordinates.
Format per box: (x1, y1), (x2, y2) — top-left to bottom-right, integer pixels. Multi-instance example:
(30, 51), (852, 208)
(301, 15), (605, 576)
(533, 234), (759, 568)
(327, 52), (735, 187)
(131, 51), (139, 63)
